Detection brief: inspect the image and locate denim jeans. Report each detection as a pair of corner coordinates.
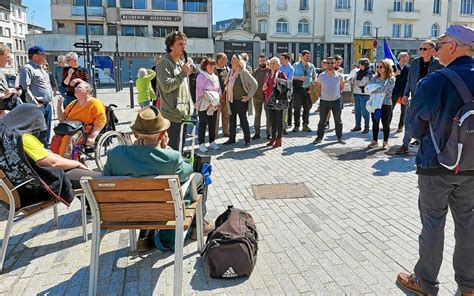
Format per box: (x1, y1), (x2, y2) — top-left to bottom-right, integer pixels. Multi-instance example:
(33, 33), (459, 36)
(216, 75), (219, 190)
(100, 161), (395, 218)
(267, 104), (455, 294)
(37, 103), (52, 147)
(414, 175), (474, 295)
(317, 98), (343, 139)
(293, 87), (312, 128)
(353, 94), (370, 129)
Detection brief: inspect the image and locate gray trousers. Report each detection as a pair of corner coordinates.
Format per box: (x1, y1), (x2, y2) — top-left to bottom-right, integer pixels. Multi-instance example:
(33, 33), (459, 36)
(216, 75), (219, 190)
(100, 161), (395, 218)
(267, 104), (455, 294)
(253, 98), (271, 136)
(414, 174), (474, 295)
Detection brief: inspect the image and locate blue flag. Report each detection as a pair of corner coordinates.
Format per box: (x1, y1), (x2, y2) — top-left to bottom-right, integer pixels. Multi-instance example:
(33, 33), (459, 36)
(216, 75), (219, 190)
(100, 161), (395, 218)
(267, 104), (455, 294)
(383, 38), (399, 66)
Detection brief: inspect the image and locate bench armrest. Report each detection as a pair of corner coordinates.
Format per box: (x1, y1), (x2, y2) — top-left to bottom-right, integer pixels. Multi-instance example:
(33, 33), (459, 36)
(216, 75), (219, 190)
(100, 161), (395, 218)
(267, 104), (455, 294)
(180, 173), (199, 201)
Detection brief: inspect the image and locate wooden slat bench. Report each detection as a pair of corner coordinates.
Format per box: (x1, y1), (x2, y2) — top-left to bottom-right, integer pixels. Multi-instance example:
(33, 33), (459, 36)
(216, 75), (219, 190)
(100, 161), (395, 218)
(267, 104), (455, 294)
(0, 170), (87, 273)
(80, 173), (204, 296)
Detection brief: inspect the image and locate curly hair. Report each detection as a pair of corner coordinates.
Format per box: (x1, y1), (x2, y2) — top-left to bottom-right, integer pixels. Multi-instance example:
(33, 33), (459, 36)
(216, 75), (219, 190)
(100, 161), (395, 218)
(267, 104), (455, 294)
(165, 31), (187, 53)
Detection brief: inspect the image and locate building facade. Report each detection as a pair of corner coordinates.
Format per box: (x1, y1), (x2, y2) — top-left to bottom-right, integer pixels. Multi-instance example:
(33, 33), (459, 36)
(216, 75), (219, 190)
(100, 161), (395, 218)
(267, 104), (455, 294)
(27, 0), (214, 84)
(10, 0), (27, 72)
(241, 0), (473, 69)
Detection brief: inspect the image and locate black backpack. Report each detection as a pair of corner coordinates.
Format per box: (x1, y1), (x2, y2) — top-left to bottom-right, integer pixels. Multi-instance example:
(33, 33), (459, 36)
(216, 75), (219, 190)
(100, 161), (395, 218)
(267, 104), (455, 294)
(202, 206), (258, 279)
(429, 68), (474, 173)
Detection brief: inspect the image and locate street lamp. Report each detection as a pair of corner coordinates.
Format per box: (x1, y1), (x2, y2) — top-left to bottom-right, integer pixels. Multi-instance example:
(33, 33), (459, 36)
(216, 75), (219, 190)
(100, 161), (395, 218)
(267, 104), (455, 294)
(374, 26), (382, 61)
(83, 0), (92, 81)
(110, 21), (122, 92)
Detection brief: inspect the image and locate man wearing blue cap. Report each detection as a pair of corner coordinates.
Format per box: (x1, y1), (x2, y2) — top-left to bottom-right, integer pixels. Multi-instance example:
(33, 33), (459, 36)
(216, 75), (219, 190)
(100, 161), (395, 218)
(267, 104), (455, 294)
(19, 46), (53, 147)
(397, 25), (474, 296)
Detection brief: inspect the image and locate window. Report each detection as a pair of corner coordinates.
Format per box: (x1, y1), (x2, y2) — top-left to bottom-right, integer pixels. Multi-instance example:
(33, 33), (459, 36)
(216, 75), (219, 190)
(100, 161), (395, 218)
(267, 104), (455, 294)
(404, 24), (413, 38)
(74, 0), (102, 6)
(335, 0), (350, 9)
(393, 0), (401, 11)
(15, 39), (18, 50)
(5, 28), (10, 37)
(334, 19), (349, 35)
(392, 24), (401, 37)
(258, 19), (267, 33)
(364, 0), (373, 11)
(0, 11), (8, 21)
(13, 23), (17, 34)
(153, 26), (178, 37)
(120, 0), (146, 9)
(297, 19), (309, 34)
(107, 0), (116, 7)
(19, 24), (23, 35)
(107, 25), (117, 35)
(152, 0), (178, 10)
(433, 0), (440, 14)
(460, 0), (473, 14)
(276, 18), (288, 33)
(431, 23), (439, 37)
(183, 0), (207, 12)
(277, 0), (287, 10)
(405, 0), (414, 12)
(183, 27), (208, 38)
(362, 21), (371, 36)
(300, 0), (309, 10)
(121, 25), (148, 36)
(75, 23), (104, 35)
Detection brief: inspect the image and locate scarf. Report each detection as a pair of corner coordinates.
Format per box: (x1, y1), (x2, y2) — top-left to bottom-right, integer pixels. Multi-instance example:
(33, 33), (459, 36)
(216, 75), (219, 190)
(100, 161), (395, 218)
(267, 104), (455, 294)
(201, 70), (220, 90)
(225, 69), (240, 103)
(356, 68), (370, 81)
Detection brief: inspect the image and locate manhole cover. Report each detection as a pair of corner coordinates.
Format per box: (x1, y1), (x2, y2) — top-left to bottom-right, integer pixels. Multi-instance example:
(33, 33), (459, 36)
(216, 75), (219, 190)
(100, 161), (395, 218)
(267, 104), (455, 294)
(252, 183), (314, 199)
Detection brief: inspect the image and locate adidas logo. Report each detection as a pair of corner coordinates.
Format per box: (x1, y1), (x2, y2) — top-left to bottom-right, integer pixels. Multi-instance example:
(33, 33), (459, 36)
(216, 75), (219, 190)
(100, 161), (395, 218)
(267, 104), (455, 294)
(221, 267), (238, 278)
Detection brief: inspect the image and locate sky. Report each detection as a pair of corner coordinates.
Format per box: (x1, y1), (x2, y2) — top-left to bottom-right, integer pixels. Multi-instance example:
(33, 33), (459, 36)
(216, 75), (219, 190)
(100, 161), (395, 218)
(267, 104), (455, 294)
(22, 0), (244, 31)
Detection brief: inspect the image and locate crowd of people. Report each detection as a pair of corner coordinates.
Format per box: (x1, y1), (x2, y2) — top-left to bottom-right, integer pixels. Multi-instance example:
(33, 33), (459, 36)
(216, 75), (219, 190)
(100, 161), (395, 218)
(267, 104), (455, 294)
(0, 24), (473, 294)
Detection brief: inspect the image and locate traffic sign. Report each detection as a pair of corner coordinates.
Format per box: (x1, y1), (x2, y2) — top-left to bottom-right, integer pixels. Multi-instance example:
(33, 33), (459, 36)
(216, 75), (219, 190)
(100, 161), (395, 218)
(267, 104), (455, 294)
(74, 42), (102, 49)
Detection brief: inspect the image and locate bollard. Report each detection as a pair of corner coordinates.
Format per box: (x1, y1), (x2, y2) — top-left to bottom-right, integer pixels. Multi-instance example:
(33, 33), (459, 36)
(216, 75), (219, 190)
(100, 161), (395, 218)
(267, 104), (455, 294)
(129, 80), (134, 109)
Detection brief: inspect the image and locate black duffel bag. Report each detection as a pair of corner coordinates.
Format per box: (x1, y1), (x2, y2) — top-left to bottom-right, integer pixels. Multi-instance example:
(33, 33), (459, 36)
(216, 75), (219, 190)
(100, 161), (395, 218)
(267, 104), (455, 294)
(202, 205), (258, 279)
(53, 121), (83, 135)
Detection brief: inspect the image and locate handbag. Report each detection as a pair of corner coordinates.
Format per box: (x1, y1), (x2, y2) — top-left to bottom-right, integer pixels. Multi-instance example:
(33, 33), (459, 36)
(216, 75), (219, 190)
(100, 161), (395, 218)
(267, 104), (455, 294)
(53, 120), (83, 135)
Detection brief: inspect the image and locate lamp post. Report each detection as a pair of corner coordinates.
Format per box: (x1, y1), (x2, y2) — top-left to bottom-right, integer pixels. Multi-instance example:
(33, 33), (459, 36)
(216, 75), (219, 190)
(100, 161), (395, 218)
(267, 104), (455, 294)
(83, 0), (92, 81)
(111, 21), (122, 92)
(374, 26), (382, 61)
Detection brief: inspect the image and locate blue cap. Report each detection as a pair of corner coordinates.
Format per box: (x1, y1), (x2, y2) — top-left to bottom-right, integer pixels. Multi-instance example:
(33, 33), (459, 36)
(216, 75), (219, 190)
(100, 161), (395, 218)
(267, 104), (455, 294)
(438, 25), (474, 46)
(28, 46), (45, 55)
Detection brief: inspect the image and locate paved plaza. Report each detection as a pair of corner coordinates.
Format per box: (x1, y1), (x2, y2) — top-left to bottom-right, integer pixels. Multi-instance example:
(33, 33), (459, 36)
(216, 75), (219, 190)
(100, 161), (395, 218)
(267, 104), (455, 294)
(0, 88), (459, 295)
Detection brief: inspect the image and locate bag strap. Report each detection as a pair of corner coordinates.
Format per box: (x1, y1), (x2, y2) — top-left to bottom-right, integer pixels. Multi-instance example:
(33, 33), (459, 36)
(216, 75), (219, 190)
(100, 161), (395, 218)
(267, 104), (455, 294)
(436, 68), (473, 104)
(65, 100), (79, 119)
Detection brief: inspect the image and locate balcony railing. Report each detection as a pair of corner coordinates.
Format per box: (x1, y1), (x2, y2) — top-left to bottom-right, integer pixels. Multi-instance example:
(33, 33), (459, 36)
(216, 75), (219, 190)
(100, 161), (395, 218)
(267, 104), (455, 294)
(335, 5), (351, 10)
(71, 6), (105, 17)
(387, 8), (421, 20)
(257, 4), (270, 15)
(277, 4), (287, 11)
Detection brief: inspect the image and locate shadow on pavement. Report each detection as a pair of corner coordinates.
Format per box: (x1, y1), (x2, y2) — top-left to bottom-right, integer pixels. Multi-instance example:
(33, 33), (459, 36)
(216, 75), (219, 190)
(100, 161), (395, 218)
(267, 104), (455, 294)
(372, 156), (416, 176)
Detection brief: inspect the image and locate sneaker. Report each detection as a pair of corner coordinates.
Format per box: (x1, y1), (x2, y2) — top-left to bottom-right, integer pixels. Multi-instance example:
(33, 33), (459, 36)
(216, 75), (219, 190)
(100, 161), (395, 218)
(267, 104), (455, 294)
(395, 145), (409, 155)
(191, 221), (215, 240)
(324, 122), (330, 130)
(410, 140), (421, 146)
(198, 144), (208, 153)
(351, 127), (362, 132)
(251, 134), (260, 140)
(362, 127), (370, 134)
(313, 137), (322, 144)
(292, 127), (300, 132)
(396, 273), (429, 296)
(337, 138), (346, 145)
(210, 141), (220, 150)
(382, 141), (388, 150)
(302, 125), (312, 132)
(367, 141), (378, 148)
(244, 141), (251, 147)
(396, 127), (403, 133)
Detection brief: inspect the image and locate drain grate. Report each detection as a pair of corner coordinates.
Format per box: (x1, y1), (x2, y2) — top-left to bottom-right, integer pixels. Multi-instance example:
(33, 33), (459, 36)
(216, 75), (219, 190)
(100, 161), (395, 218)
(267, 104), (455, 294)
(252, 183), (314, 200)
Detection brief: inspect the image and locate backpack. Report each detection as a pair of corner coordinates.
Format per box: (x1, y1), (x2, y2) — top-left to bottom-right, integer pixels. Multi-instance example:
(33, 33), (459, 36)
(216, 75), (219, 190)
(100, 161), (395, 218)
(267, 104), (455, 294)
(429, 68), (474, 174)
(202, 206), (258, 279)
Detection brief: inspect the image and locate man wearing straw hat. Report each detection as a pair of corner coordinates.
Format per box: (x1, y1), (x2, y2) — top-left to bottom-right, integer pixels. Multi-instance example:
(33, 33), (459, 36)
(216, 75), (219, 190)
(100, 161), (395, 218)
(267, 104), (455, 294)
(102, 106), (213, 251)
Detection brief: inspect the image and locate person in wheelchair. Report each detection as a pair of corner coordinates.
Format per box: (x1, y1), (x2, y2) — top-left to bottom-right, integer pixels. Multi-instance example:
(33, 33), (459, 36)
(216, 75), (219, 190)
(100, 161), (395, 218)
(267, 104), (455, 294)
(102, 106), (213, 251)
(0, 104), (99, 207)
(53, 80), (106, 158)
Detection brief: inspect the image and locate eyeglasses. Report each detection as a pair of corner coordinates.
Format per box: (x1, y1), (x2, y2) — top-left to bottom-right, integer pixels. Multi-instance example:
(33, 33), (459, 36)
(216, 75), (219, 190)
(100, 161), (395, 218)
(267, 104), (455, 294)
(327, 62), (335, 65)
(419, 47), (431, 51)
(377, 66), (384, 69)
(435, 41), (453, 51)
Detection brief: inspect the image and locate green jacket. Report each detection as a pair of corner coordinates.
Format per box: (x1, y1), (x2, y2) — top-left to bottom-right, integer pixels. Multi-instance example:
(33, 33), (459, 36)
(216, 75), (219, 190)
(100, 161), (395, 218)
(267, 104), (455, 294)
(136, 69), (157, 104)
(156, 54), (192, 123)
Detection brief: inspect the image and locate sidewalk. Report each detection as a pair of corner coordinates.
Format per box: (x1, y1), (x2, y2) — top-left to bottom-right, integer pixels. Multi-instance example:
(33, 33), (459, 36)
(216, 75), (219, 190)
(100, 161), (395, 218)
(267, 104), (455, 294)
(0, 88), (458, 295)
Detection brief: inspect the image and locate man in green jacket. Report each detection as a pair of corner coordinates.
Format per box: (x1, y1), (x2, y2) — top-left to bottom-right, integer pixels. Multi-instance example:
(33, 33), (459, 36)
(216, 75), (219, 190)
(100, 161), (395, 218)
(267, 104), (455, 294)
(103, 106), (213, 251)
(136, 68), (156, 108)
(156, 31), (193, 151)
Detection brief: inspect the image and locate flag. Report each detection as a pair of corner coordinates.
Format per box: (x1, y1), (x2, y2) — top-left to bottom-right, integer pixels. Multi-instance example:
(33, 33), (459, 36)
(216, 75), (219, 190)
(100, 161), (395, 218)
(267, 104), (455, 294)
(383, 38), (399, 66)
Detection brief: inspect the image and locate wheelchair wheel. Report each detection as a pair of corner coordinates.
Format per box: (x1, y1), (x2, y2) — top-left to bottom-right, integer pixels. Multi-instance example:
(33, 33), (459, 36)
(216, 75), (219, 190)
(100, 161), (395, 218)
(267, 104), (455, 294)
(94, 130), (128, 171)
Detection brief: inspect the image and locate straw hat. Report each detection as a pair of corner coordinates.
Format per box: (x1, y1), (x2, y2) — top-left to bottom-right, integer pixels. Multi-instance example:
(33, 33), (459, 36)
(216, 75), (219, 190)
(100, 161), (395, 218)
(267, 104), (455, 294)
(130, 106), (170, 134)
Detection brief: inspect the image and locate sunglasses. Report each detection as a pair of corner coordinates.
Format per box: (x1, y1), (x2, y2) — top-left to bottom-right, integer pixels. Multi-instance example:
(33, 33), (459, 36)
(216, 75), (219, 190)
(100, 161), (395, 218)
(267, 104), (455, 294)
(435, 41), (452, 51)
(327, 62), (335, 65)
(419, 47), (431, 51)
(377, 66), (384, 69)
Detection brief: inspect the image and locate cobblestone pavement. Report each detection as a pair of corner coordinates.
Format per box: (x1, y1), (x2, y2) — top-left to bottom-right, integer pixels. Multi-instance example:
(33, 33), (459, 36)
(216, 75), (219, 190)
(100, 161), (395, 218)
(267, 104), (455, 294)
(0, 89), (459, 295)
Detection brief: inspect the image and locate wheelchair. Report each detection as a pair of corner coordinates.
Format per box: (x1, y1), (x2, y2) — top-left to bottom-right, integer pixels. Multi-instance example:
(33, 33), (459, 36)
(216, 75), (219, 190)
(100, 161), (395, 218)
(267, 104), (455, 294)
(63, 104), (130, 171)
